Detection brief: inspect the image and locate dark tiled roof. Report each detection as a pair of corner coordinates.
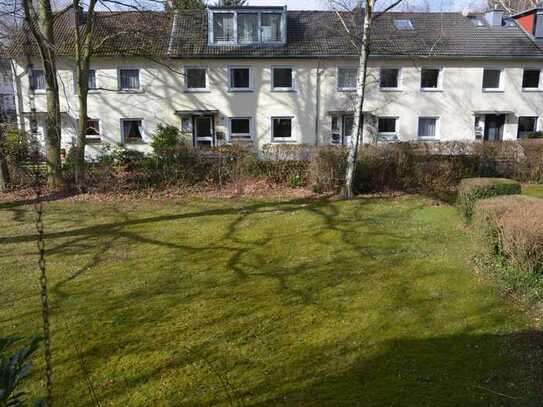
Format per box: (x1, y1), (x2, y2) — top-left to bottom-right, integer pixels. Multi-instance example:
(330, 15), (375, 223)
(11, 9), (543, 59)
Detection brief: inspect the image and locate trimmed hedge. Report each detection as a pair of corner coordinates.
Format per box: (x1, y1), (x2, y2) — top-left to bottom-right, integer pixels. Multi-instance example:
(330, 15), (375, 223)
(457, 177), (521, 222)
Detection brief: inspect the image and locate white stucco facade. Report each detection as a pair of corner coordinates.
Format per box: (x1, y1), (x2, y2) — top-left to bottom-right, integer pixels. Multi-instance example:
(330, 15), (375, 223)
(12, 55), (543, 157)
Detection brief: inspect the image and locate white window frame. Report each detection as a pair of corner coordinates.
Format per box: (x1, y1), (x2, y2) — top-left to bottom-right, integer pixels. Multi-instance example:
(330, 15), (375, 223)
(85, 118), (102, 143)
(417, 116), (440, 140)
(379, 67), (402, 91)
(120, 118), (144, 144)
(229, 117), (254, 141)
(337, 66), (358, 92)
(330, 115), (342, 144)
(184, 66), (209, 92)
(30, 69), (46, 93)
(482, 67), (504, 92)
(271, 65), (295, 92)
(228, 65), (253, 92)
(208, 9), (286, 46)
(521, 67), (543, 91)
(88, 69), (98, 91)
(117, 67), (142, 92)
(517, 115), (539, 138)
(377, 116), (400, 141)
(271, 116), (294, 142)
(420, 67), (443, 91)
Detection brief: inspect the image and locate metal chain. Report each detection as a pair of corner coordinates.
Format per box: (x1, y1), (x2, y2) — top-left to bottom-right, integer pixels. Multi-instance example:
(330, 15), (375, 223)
(33, 161), (53, 406)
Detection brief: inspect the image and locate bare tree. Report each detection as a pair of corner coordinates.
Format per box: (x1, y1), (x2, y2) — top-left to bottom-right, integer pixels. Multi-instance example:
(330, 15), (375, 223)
(487, 0), (536, 14)
(331, 0), (404, 198)
(22, 0), (64, 189)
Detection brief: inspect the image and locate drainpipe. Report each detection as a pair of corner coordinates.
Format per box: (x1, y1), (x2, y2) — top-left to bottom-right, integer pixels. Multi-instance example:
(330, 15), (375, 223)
(314, 61), (321, 147)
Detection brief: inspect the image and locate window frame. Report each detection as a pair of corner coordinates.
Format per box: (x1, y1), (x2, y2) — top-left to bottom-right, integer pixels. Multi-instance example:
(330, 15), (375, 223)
(87, 69), (98, 91)
(376, 116), (400, 141)
(85, 118), (102, 144)
(521, 68), (542, 91)
(482, 67), (504, 92)
(417, 116), (440, 140)
(120, 118), (144, 144)
(208, 9), (286, 46)
(337, 66), (358, 92)
(517, 116), (539, 139)
(118, 67), (142, 92)
(30, 69), (46, 93)
(379, 67), (402, 91)
(271, 65), (295, 92)
(228, 65), (253, 92)
(184, 65), (209, 92)
(420, 67), (443, 91)
(271, 116), (294, 142)
(229, 117), (254, 142)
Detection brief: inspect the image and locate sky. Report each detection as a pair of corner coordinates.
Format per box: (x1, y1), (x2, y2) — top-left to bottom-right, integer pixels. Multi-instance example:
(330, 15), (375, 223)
(246, 0), (486, 11)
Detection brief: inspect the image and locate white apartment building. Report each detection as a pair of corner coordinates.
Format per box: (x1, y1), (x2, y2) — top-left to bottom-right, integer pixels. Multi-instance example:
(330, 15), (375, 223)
(10, 5), (543, 157)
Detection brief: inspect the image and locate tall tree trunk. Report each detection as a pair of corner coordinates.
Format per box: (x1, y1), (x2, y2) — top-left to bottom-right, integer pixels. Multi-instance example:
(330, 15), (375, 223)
(39, 0), (63, 190)
(74, 62), (89, 189)
(343, 2), (372, 199)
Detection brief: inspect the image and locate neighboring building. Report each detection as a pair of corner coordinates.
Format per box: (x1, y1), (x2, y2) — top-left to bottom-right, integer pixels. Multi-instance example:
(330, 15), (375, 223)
(9, 6), (543, 158)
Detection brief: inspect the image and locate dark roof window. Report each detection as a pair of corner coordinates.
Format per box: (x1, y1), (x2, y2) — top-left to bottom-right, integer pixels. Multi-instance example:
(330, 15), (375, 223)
(393, 19), (413, 30)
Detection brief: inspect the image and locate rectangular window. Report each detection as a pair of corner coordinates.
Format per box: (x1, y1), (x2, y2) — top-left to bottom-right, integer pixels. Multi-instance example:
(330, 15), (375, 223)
(185, 67), (207, 91)
(262, 13), (282, 42)
(85, 119), (101, 143)
(88, 69), (97, 90)
(119, 69), (140, 90)
(522, 69), (541, 89)
(121, 119), (143, 143)
(482, 68), (502, 90)
(238, 13), (258, 44)
(331, 116), (341, 144)
(337, 67), (358, 91)
(377, 117), (398, 141)
(380, 68), (400, 89)
(518, 116), (538, 139)
(213, 12), (235, 43)
(420, 68), (440, 90)
(272, 67), (293, 90)
(418, 117), (438, 139)
(272, 117), (292, 140)
(30, 69), (45, 91)
(229, 67), (251, 90)
(230, 117), (252, 141)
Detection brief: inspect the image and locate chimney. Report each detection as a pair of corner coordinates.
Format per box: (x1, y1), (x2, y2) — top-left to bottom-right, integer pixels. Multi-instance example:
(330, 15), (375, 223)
(484, 8), (504, 26)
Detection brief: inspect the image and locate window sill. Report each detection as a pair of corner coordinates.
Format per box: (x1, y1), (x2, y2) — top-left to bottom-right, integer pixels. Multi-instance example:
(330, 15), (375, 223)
(482, 88), (504, 93)
(228, 89), (253, 93)
(417, 137), (439, 141)
(380, 88), (402, 92)
(118, 89), (144, 94)
(271, 138), (295, 143)
(33, 90), (46, 94)
(420, 88), (443, 92)
(271, 88), (296, 93)
(337, 88), (357, 93)
(521, 88), (543, 92)
(88, 90), (100, 94)
(184, 89), (210, 93)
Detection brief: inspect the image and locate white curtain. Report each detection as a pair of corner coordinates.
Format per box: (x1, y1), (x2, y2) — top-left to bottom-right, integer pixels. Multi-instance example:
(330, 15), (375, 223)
(238, 14), (258, 43)
(339, 68), (357, 89)
(419, 118), (436, 139)
(214, 13), (234, 42)
(32, 70), (46, 90)
(262, 14), (281, 42)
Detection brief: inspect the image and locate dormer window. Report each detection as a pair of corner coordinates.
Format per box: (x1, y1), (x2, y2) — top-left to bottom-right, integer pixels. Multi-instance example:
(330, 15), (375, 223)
(208, 7), (286, 46)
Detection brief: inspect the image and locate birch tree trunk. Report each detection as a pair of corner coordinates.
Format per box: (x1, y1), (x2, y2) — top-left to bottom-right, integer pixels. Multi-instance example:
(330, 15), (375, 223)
(343, 1), (372, 199)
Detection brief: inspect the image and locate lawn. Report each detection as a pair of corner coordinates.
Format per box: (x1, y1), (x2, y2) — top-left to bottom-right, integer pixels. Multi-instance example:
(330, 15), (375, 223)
(1, 195), (541, 406)
(523, 184), (543, 199)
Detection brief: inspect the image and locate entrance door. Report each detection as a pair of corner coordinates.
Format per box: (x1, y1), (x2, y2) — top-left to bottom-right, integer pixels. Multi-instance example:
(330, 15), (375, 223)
(484, 114), (505, 141)
(194, 116), (214, 147)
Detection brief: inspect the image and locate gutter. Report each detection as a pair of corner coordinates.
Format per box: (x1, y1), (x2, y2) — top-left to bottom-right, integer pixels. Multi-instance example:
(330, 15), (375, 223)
(314, 61), (321, 147)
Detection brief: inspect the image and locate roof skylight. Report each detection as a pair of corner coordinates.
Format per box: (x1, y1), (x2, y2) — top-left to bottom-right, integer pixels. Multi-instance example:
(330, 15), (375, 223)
(393, 19), (414, 30)
(469, 16), (485, 27)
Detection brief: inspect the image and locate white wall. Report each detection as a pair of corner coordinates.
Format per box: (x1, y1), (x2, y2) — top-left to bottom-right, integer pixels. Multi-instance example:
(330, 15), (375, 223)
(12, 56), (543, 157)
